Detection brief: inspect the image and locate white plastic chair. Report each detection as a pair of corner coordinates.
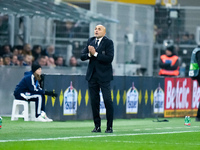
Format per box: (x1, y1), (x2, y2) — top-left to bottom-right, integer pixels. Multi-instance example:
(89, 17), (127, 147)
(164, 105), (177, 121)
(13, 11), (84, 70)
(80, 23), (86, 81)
(11, 99), (35, 121)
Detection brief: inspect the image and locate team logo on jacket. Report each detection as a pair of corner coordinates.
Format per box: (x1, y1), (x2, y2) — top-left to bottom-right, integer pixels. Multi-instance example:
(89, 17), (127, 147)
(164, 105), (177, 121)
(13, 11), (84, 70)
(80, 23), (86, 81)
(126, 82), (139, 114)
(63, 81), (78, 115)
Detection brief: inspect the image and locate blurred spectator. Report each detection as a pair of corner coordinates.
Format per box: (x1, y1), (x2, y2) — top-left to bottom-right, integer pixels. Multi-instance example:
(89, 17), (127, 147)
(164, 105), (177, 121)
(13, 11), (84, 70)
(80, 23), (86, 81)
(180, 32), (190, 44)
(37, 56), (47, 66)
(72, 41), (84, 58)
(0, 44), (12, 56)
(3, 54), (11, 66)
(15, 45), (23, 56)
(47, 57), (56, 67)
(32, 45), (42, 61)
(65, 21), (75, 38)
(189, 34), (196, 45)
(56, 21), (81, 38)
(42, 45), (55, 58)
(22, 43), (32, 56)
(69, 56), (80, 67)
(154, 25), (168, 44)
(154, 25), (158, 43)
(12, 47), (19, 56)
(74, 21), (89, 38)
(55, 55), (64, 66)
(180, 32), (197, 45)
(0, 56), (4, 66)
(18, 55), (24, 66)
(10, 55), (19, 66)
(44, 55), (49, 66)
(23, 54), (33, 66)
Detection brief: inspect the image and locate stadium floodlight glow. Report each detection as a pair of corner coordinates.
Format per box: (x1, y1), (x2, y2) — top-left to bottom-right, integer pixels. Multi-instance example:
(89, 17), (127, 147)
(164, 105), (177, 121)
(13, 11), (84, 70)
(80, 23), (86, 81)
(163, 39), (174, 48)
(169, 10), (179, 18)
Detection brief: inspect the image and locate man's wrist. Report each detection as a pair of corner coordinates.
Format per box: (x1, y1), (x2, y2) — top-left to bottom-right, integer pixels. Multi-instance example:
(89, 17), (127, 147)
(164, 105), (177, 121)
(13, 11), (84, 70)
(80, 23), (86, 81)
(94, 52), (98, 57)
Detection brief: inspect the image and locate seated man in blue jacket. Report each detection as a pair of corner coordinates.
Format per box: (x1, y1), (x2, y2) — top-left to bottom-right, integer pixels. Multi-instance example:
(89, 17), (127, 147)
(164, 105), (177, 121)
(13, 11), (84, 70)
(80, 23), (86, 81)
(14, 62), (57, 122)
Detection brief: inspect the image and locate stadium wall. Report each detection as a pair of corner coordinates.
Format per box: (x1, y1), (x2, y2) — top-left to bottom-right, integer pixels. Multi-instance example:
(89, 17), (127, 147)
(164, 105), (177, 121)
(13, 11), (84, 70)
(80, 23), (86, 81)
(44, 75), (199, 121)
(44, 75), (165, 121)
(0, 67), (199, 120)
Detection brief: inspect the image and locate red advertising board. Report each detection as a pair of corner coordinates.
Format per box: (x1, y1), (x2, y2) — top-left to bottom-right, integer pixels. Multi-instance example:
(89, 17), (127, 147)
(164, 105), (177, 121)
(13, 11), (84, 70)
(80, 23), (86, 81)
(164, 78), (198, 117)
(191, 80), (200, 109)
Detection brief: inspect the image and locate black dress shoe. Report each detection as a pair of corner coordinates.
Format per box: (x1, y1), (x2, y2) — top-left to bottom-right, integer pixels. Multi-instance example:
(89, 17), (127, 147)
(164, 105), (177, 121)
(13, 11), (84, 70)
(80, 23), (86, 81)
(105, 128), (113, 133)
(91, 127), (101, 133)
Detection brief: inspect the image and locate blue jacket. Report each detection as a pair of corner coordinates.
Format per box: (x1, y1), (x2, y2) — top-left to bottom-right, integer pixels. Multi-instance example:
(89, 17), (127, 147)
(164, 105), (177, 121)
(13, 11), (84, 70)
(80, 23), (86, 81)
(14, 71), (44, 98)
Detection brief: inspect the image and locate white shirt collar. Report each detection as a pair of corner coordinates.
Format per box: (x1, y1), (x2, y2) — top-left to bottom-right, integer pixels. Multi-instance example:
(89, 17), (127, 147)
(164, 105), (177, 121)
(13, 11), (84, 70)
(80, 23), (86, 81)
(96, 37), (103, 45)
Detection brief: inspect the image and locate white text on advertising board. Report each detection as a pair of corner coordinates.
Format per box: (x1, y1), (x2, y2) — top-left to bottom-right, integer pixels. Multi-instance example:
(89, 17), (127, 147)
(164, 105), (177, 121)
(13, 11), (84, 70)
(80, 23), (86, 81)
(192, 80), (200, 109)
(166, 79), (190, 109)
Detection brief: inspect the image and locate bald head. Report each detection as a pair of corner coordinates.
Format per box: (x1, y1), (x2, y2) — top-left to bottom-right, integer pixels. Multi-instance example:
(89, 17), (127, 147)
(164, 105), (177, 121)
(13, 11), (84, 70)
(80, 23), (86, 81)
(94, 25), (106, 39)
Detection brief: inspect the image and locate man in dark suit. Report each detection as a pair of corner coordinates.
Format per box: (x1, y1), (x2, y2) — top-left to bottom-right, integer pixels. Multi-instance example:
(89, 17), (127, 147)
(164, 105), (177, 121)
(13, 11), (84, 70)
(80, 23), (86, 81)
(81, 25), (114, 133)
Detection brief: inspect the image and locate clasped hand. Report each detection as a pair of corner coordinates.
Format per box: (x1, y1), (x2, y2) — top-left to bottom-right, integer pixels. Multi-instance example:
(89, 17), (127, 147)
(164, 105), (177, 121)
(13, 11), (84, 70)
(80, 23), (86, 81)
(88, 45), (96, 56)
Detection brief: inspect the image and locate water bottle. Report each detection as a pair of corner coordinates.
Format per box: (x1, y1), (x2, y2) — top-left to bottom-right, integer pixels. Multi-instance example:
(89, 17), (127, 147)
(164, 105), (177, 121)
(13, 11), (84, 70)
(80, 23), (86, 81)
(0, 117), (2, 129)
(184, 116), (188, 125)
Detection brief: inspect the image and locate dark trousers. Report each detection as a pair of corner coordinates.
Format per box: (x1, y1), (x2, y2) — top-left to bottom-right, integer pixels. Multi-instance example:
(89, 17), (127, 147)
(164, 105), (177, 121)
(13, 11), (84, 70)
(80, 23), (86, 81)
(88, 72), (113, 129)
(15, 93), (45, 117)
(192, 76), (200, 118)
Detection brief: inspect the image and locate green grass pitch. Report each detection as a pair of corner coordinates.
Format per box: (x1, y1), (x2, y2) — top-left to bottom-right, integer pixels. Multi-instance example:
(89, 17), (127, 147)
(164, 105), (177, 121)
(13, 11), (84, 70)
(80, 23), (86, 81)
(0, 117), (199, 150)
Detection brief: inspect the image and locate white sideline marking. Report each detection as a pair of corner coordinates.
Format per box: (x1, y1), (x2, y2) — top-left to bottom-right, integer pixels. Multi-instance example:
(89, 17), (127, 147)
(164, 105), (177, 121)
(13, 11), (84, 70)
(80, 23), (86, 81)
(85, 139), (200, 146)
(0, 130), (199, 143)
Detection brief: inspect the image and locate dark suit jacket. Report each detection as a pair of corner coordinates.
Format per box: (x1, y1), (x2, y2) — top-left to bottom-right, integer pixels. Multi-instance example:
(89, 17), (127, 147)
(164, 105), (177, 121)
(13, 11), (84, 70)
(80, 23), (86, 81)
(80, 36), (114, 82)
